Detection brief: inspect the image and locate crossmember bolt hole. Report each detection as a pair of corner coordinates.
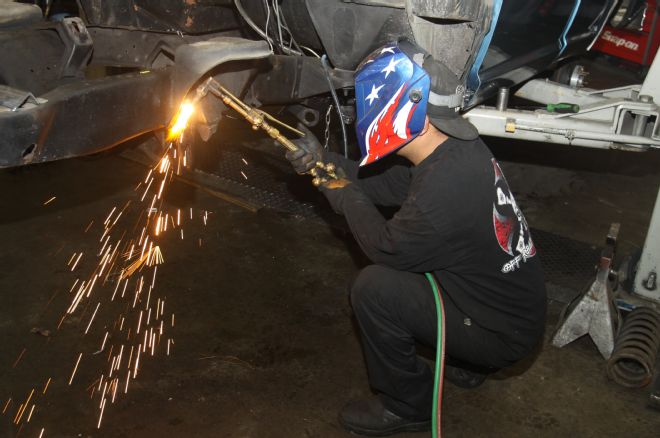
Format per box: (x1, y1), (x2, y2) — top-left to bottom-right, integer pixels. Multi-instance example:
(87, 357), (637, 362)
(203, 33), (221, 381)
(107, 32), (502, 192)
(22, 143), (36, 161)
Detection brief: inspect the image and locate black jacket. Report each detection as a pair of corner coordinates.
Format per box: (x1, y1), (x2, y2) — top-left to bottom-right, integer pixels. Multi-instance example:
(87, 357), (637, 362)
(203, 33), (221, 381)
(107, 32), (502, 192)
(323, 137), (546, 353)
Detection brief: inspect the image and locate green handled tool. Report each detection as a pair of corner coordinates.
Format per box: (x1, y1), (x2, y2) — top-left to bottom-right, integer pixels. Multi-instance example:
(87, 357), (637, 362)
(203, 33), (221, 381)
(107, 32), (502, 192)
(519, 102), (580, 113)
(546, 103), (580, 113)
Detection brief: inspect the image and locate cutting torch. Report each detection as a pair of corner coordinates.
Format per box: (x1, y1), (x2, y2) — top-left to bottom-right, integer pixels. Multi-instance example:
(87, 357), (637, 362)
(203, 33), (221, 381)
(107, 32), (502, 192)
(175, 77), (338, 187)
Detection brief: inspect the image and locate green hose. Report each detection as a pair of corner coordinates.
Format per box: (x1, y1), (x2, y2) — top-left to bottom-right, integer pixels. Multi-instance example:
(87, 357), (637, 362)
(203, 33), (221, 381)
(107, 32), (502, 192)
(425, 272), (445, 438)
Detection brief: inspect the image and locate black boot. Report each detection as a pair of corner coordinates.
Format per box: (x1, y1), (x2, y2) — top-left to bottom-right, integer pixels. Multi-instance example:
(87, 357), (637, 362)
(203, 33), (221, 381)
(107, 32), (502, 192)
(339, 397), (431, 436)
(444, 364), (488, 389)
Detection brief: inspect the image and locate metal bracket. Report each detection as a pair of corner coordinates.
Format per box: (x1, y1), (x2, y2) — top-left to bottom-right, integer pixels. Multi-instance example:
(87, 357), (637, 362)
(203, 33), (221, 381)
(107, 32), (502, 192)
(465, 83), (660, 150)
(173, 37), (272, 104)
(0, 85), (45, 112)
(466, 52), (660, 150)
(55, 17), (93, 79)
(249, 55), (355, 105)
(552, 223), (620, 359)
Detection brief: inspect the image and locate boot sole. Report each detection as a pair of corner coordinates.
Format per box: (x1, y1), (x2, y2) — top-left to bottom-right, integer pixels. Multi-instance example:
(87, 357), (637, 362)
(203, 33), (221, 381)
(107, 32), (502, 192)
(339, 418), (432, 437)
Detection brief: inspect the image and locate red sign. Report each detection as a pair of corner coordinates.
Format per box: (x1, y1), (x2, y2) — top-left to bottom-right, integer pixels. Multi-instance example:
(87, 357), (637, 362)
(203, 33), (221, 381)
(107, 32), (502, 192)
(592, 1), (660, 66)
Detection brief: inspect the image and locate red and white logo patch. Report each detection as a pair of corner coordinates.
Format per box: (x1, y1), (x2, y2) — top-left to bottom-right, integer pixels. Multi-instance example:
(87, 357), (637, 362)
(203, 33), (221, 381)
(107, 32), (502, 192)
(491, 159), (536, 273)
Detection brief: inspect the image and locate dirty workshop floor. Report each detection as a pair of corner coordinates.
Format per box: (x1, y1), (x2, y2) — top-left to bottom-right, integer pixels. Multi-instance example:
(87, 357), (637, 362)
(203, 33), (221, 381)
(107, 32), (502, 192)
(1, 61), (660, 438)
(1, 133), (659, 438)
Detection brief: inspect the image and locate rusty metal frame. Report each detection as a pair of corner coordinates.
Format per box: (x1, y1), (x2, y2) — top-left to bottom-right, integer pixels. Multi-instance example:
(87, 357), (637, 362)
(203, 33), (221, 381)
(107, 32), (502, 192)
(0, 69), (171, 167)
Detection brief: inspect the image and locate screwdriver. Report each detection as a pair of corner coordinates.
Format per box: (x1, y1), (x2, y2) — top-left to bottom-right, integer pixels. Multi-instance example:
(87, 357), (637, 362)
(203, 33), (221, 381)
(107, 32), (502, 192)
(518, 103), (580, 113)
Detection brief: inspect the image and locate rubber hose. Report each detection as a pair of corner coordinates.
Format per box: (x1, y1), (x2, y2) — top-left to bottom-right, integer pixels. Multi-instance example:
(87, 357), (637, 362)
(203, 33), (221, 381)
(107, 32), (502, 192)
(425, 272), (445, 438)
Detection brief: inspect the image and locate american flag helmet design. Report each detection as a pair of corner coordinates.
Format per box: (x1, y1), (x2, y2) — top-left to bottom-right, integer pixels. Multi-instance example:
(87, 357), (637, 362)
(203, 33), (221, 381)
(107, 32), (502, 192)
(354, 42), (430, 166)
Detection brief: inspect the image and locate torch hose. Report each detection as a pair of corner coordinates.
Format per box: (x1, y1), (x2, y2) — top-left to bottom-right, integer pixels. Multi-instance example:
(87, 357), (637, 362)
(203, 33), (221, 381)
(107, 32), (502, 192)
(425, 272), (445, 438)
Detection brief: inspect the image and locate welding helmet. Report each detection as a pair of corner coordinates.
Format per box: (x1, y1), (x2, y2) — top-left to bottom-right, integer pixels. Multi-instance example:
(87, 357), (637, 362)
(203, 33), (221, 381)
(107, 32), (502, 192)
(354, 39), (478, 166)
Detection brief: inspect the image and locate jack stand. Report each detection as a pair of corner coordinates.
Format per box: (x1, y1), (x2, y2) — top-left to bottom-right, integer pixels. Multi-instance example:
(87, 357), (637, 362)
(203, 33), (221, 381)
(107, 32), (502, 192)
(552, 223), (620, 359)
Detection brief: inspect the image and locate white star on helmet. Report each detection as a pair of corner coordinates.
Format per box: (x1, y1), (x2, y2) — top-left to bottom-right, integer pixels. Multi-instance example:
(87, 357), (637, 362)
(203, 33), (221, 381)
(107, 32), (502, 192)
(365, 84), (385, 105)
(381, 57), (402, 78)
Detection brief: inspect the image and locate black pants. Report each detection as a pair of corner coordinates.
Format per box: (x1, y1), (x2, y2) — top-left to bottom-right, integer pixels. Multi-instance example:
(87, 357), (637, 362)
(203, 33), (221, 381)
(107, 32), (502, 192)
(350, 265), (523, 420)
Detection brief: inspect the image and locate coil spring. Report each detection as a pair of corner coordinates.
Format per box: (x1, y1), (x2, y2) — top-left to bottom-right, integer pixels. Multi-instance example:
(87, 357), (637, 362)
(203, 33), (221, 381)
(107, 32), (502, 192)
(607, 307), (660, 388)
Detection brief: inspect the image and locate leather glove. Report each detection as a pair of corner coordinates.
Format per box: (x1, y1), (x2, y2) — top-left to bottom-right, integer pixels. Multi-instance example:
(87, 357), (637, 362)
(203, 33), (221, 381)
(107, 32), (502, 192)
(319, 177), (357, 215)
(285, 124), (324, 175)
(321, 178), (351, 190)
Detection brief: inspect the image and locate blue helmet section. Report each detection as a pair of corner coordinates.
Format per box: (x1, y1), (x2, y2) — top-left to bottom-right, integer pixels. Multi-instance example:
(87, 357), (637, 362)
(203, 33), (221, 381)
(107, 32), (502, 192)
(354, 43), (430, 166)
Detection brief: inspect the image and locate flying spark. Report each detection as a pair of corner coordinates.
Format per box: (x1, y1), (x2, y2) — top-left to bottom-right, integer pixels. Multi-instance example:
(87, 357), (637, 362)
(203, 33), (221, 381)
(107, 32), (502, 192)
(6, 136), (192, 432)
(2, 398), (11, 414)
(68, 353), (83, 385)
(42, 378), (51, 395)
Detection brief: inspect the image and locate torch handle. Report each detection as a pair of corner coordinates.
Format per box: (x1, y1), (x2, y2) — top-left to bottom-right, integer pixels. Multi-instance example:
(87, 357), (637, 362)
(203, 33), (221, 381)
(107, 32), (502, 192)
(205, 79), (338, 184)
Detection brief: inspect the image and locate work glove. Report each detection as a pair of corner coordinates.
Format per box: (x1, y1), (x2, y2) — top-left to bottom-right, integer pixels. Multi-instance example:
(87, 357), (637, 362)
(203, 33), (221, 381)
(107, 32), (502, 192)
(285, 124), (324, 175)
(319, 177), (359, 215)
(321, 178), (351, 190)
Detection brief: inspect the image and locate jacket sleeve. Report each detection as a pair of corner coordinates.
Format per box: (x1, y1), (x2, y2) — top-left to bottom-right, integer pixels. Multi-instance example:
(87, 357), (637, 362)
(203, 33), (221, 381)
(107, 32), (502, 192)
(325, 152), (411, 207)
(321, 182), (450, 272)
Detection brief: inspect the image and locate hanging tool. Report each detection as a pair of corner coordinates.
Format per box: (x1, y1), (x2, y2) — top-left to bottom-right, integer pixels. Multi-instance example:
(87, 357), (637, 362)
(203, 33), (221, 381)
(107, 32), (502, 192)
(176, 77), (339, 187)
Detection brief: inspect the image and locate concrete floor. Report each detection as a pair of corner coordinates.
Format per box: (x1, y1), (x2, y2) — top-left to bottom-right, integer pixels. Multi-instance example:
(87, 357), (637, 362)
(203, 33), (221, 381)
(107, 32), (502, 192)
(1, 56), (660, 437)
(0, 137), (659, 437)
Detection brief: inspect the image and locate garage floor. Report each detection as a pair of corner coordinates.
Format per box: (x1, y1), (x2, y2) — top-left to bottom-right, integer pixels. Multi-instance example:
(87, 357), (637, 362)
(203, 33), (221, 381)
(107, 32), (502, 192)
(2, 63), (660, 437)
(1, 135), (659, 438)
